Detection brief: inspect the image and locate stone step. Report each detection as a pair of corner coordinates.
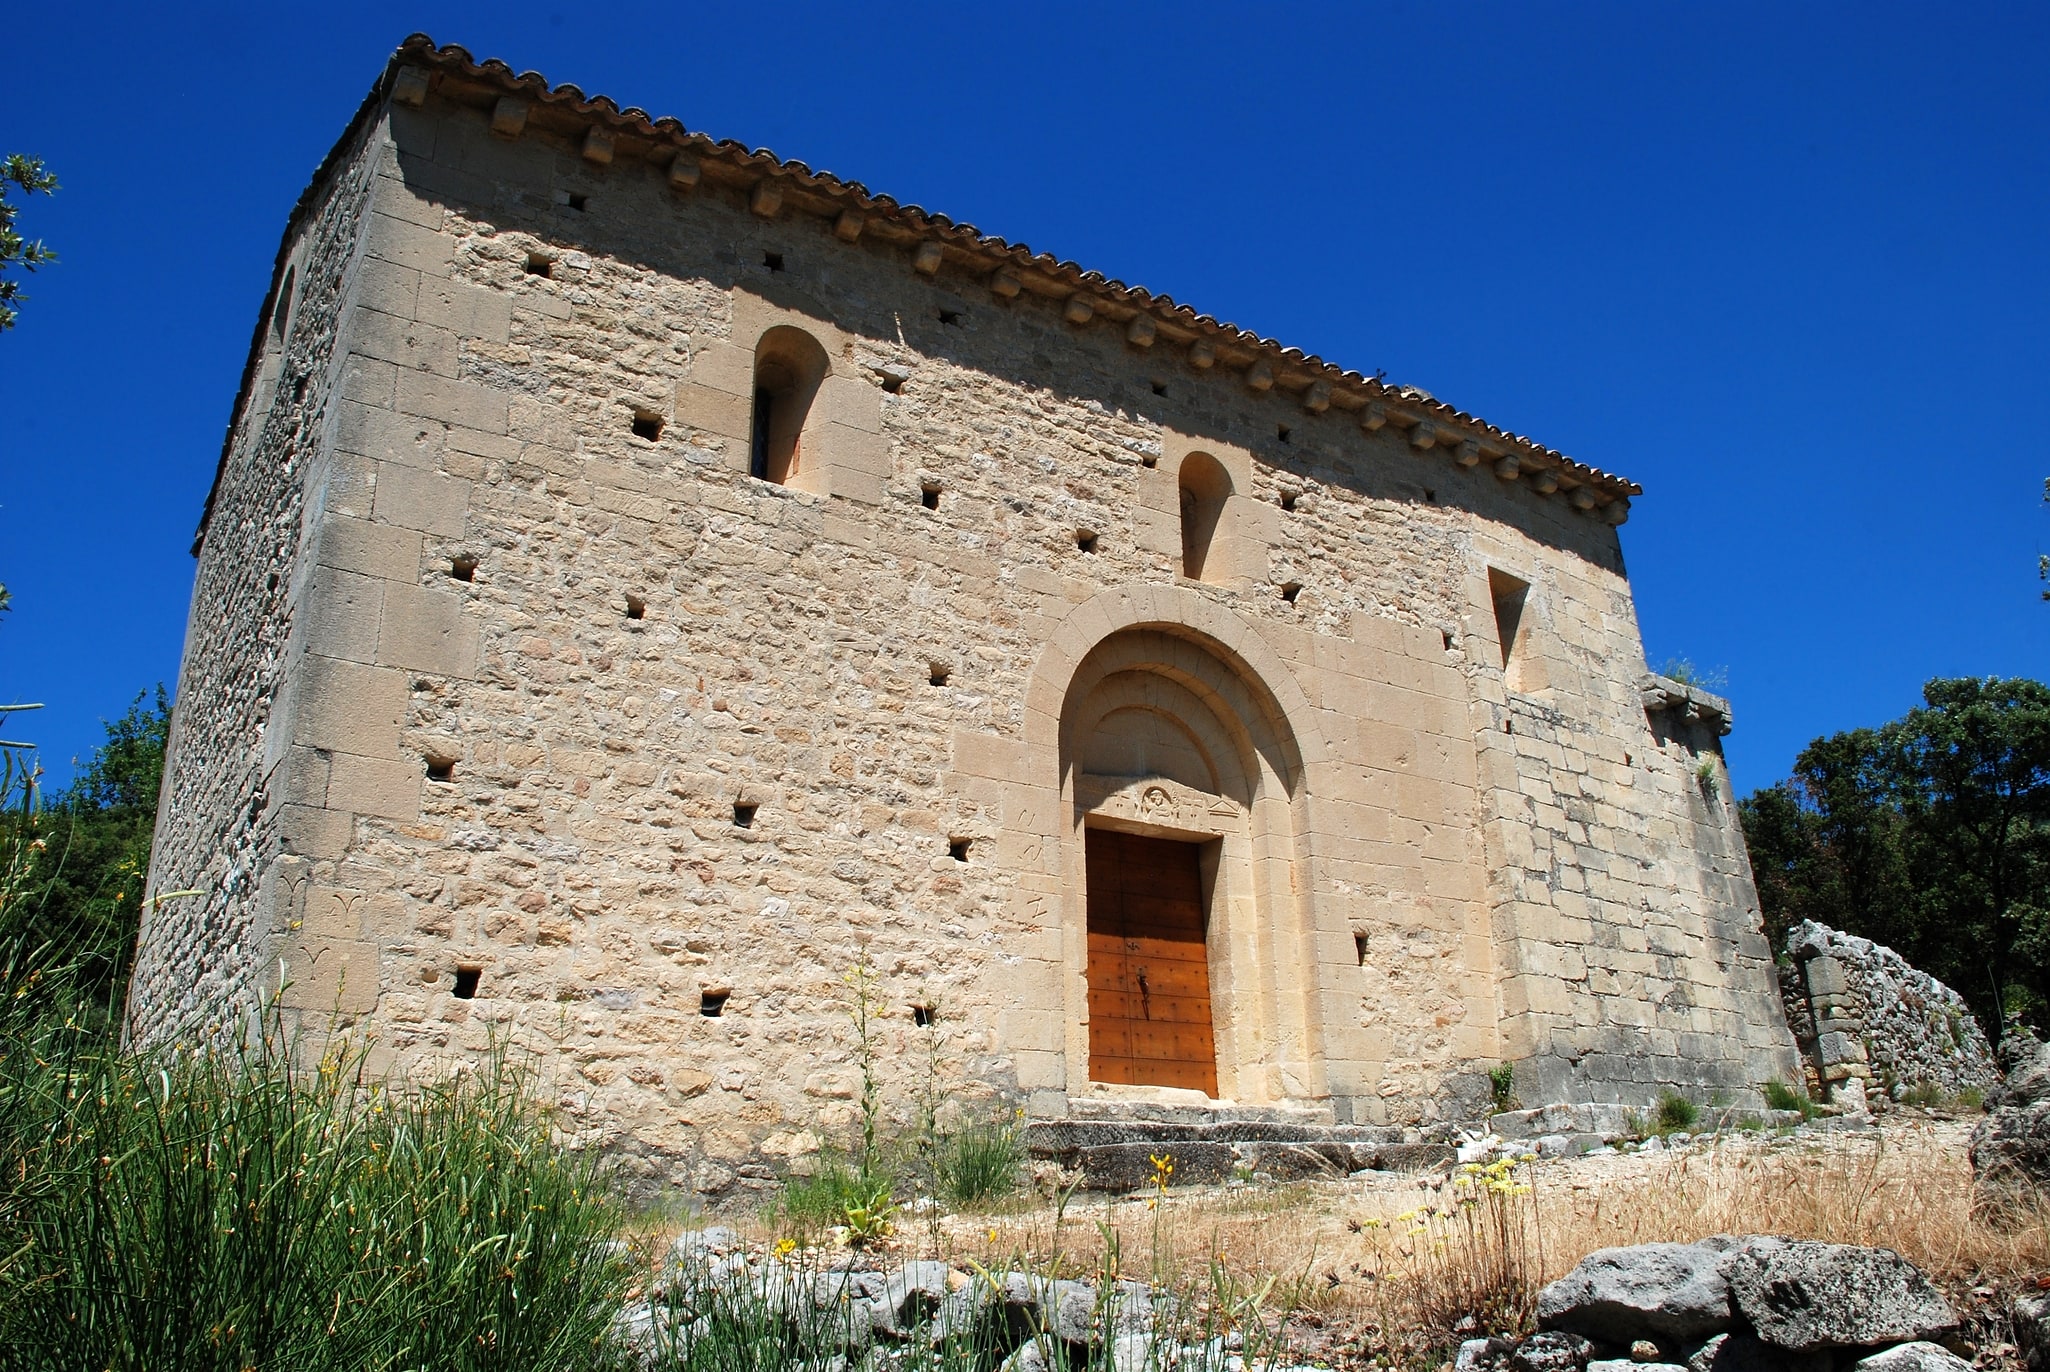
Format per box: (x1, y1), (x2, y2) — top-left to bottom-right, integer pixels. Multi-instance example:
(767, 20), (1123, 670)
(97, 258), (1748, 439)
(1060, 1099), (1337, 1127)
(1025, 1115), (1456, 1190)
(1024, 1118), (1402, 1154)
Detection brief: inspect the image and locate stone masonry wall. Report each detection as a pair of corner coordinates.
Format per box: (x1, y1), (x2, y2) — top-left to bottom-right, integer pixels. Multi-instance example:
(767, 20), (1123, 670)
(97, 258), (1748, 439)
(1782, 919), (2000, 1107)
(137, 63), (1799, 1197)
(128, 115), (384, 1043)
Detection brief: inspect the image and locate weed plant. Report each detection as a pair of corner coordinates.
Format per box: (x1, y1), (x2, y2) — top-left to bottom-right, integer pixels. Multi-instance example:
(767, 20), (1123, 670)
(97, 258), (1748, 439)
(1760, 1078), (1816, 1118)
(1653, 1091), (1699, 1133)
(939, 1114), (1025, 1209)
(1362, 1153), (1543, 1337)
(0, 755), (637, 1372)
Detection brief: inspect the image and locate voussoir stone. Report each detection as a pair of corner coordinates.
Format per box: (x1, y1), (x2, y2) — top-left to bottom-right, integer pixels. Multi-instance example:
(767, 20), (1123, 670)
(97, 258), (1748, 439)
(1537, 1243), (1738, 1343)
(1725, 1242), (1955, 1351)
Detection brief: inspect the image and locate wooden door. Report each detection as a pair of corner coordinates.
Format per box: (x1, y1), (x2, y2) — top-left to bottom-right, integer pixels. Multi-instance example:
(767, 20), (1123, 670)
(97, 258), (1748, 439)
(1085, 828), (1219, 1095)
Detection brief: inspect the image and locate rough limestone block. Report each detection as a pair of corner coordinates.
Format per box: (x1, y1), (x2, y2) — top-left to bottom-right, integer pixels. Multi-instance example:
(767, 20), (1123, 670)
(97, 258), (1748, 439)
(397, 372), (508, 434)
(347, 307), (457, 377)
(1816, 1030), (1867, 1068)
(363, 210), (453, 276)
(377, 581), (480, 678)
(1726, 1241), (1955, 1351)
(324, 752), (423, 822)
(373, 462), (471, 536)
(293, 655), (408, 760)
(316, 514), (422, 584)
(674, 381), (751, 443)
(414, 279), (511, 342)
(1803, 954), (1848, 997)
(298, 565), (384, 665)
(334, 401), (444, 469)
(276, 804), (353, 860)
(275, 937), (381, 1014)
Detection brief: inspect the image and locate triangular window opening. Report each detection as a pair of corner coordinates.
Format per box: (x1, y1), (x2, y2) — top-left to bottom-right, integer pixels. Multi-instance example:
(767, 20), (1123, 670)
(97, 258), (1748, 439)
(1489, 568), (1531, 686)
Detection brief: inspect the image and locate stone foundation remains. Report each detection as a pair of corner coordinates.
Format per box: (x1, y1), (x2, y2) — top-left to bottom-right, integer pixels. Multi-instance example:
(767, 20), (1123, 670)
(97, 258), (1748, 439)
(129, 36), (1801, 1197)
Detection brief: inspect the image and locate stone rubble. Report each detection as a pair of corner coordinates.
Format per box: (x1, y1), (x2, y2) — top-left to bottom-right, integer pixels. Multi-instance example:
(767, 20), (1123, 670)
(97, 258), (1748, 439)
(1971, 1034), (2050, 1216)
(1461, 1237), (1964, 1372)
(616, 1234), (1317, 1372)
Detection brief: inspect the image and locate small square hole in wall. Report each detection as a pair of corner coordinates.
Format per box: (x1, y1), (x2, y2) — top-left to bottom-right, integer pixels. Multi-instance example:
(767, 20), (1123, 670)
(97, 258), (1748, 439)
(293, 373), (310, 403)
(524, 251), (554, 277)
(1076, 529), (1099, 554)
(425, 756), (456, 783)
(762, 251), (785, 272)
(1624, 752), (1634, 768)
(631, 411), (665, 442)
(1280, 490), (1299, 512)
(452, 966), (482, 1000)
(1141, 453), (1158, 468)
(1443, 630), (1455, 651)
(912, 1005), (935, 1028)
(1424, 489), (1437, 504)
(948, 837), (971, 863)
(625, 594), (646, 621)
(921, 483), (942, 510)
(450, 554), (478, 582)
(877, 368), (907, 394)
(732, 802), (757, 828)
(566, 192), (588, 212)
(1150, 381), (1168, 397)
(1281, 581), (1303, 604)
(1276, 424), (1292, 443)
(938, 309), (963, 327)
(1354, 933), (1370, 966)
(700, 989), (730, 1018)
(929, 664), (950, 687)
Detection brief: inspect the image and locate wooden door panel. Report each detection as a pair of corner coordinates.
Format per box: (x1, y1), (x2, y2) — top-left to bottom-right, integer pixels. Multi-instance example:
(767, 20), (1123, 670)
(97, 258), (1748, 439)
(1085, 828), (1219, 1096)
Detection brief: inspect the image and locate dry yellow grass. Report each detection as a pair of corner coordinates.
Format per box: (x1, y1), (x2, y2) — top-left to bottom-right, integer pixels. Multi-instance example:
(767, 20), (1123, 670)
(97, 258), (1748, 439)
(909, 1118), (2048, 1332)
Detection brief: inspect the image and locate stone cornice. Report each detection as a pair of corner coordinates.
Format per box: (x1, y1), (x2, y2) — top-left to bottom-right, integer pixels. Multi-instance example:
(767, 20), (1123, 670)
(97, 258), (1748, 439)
(384, 35), (1641, 523)
(1640, 672), (1733, 736)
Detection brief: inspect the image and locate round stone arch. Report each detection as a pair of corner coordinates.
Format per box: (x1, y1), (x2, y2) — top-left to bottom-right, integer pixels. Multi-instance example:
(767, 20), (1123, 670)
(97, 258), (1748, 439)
(1021, 585), (1333, 1105)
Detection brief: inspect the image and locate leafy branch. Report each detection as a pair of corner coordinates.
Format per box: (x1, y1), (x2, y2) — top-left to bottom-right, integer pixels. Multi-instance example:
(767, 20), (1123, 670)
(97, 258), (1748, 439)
(1, 154), (60, 332)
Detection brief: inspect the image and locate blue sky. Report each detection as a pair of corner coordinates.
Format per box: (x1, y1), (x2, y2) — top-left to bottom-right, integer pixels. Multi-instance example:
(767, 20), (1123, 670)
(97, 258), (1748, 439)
(2, 2), (2044, 799)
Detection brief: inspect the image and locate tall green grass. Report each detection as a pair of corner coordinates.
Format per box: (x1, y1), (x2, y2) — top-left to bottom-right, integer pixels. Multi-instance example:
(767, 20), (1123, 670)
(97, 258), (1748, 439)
(0, 754), (637, 1372)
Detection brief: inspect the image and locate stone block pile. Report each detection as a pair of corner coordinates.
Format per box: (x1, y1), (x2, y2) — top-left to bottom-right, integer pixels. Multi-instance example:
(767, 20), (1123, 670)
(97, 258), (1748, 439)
(1460, 1237), (1964, 1372)
(616, 1228), (1315, 1372)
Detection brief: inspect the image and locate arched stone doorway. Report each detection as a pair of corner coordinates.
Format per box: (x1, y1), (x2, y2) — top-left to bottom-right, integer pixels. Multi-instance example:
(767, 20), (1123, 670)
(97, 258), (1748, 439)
(1054, 622), (1315, 1104)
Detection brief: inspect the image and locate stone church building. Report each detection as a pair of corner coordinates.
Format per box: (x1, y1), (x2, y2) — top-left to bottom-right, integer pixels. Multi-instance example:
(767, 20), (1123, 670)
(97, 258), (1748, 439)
(130, 37), (1799, 1193)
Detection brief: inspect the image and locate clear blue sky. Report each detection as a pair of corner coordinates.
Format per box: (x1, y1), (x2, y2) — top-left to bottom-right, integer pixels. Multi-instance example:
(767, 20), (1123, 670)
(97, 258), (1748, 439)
(2, 2), (2044, 799)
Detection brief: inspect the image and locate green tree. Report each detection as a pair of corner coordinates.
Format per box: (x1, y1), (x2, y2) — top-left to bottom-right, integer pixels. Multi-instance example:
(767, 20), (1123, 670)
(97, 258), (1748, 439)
(5, 688), (171, 1014)
(0, 154), (59, 331)
(1740, 677), (2050, 1041)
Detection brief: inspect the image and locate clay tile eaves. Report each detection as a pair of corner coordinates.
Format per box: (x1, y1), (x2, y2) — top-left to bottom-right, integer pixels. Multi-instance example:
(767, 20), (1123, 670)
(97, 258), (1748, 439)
(195, 35), (1642, 555)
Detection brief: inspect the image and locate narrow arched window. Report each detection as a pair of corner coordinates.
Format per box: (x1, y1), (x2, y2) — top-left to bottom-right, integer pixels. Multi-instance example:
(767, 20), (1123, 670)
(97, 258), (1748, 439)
(1179, 451), (1232, 582)
(748, 326), (829, 487)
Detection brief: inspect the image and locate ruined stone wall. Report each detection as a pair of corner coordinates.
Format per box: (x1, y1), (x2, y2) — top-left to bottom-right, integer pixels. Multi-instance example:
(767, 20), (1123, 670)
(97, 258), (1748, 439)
(138, 74), (1798, 1195)
(1782, 919), (2000, 1106)
(128, 117), (384, 1043)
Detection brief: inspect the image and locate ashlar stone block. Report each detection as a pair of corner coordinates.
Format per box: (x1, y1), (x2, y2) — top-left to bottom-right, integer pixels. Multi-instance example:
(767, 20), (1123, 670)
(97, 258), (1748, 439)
(294, 654), (408, 760)
(377, 581), (480, 678)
